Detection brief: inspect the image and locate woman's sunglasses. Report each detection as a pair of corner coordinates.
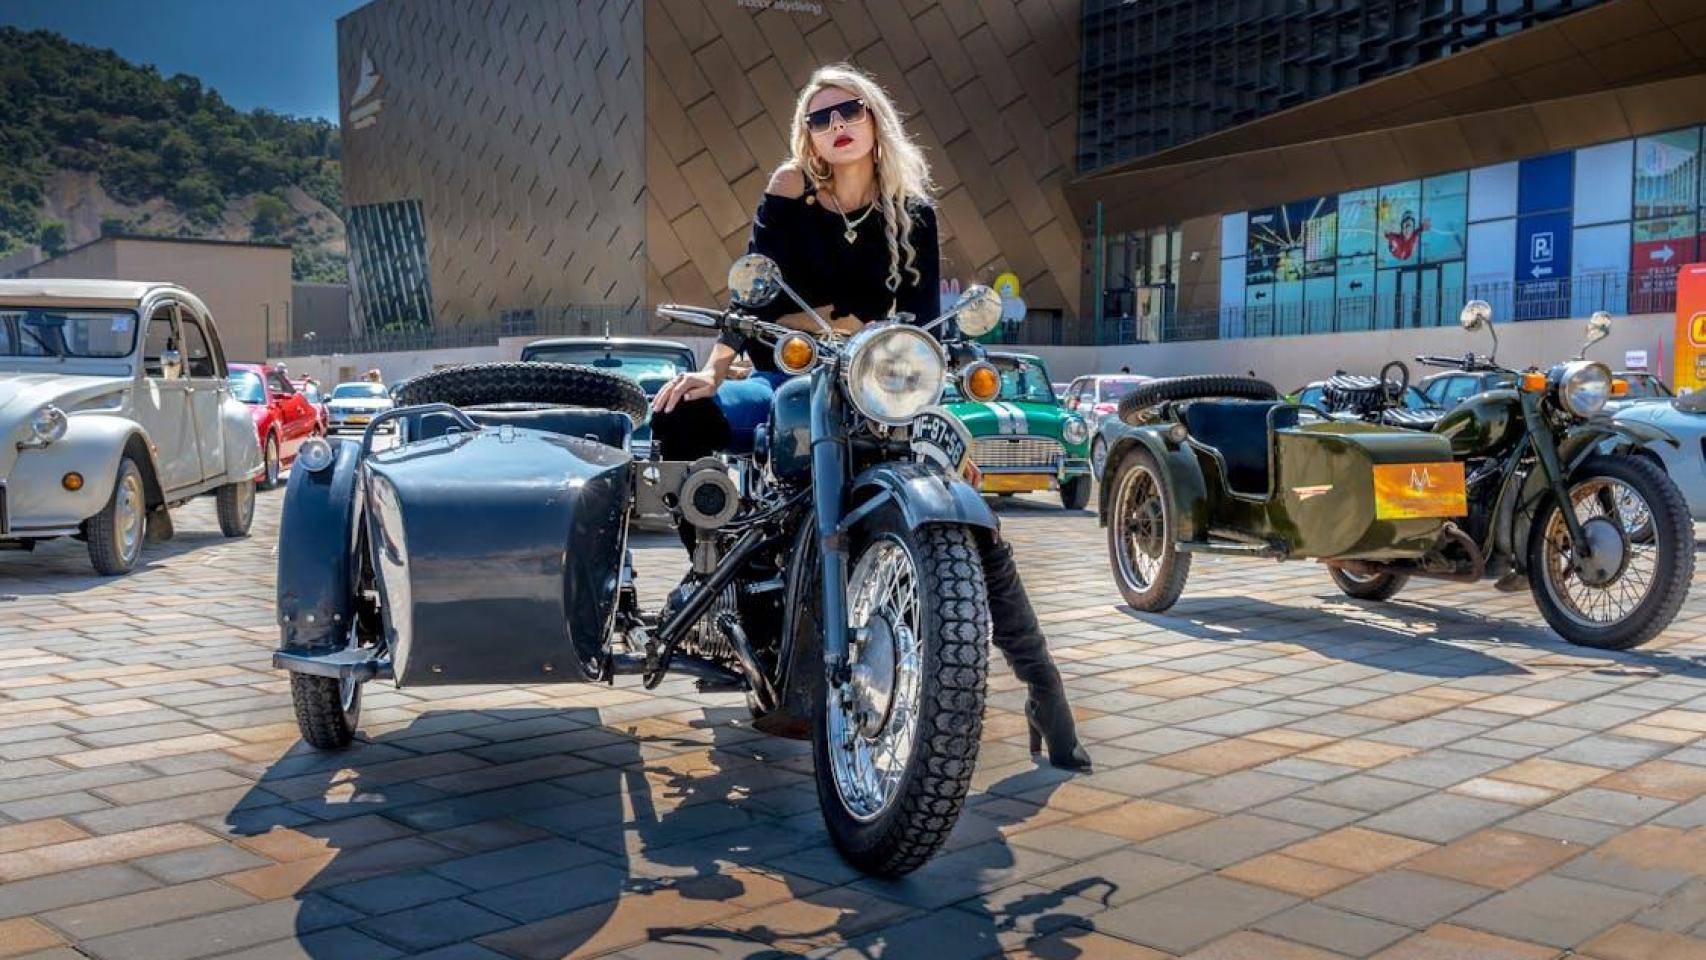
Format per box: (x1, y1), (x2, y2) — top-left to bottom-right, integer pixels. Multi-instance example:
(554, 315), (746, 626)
(805, 98), (869, 134)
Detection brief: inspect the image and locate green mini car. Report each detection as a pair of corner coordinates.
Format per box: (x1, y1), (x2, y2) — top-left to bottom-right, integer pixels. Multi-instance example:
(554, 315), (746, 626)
(942, 352), (1093, 509)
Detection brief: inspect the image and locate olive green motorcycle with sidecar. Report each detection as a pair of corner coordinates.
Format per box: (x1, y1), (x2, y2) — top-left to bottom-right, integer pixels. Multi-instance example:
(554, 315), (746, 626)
(1097, 302), (1693, 650)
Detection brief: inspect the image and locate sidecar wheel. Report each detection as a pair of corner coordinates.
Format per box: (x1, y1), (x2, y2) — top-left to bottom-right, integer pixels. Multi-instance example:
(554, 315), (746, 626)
(1107, 448), (1190, 611)
(1060, 475), (1091, 510)
(813, 512), (988, 877)
(290, 673), (361, 750)
(1528, 455), (1692, 650)
(1329, 567), (1408, 601)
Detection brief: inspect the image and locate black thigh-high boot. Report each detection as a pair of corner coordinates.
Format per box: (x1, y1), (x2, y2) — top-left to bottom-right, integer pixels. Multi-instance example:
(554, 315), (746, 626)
(979, 530), (1091, 771)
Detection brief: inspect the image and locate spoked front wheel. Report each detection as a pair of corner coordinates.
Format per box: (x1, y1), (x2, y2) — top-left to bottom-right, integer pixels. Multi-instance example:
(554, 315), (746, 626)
(1107, 448), (1190, 611)
(1528, 455), (1693, 650)
(813, 510), (988, 877)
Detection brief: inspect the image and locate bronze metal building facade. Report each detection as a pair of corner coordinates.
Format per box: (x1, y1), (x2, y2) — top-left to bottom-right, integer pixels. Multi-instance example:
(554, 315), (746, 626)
(337, 0), (1083, 341)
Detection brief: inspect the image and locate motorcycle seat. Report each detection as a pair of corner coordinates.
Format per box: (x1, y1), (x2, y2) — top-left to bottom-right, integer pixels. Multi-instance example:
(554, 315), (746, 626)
(1182, 401), (1298, 497)
(409, 405), (634, 450)
(1377, 408), (1445, 430)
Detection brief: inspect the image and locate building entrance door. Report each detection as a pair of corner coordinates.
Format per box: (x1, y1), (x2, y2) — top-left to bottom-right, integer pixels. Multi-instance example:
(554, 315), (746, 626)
(1395, 266), (1444, 328)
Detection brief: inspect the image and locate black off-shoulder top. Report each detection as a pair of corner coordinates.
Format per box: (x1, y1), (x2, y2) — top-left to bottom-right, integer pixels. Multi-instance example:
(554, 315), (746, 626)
(721, 180), (940, 373)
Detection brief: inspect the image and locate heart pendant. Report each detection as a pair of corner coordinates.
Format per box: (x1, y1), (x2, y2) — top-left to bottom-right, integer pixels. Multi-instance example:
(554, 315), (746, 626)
(844, 228), (858, 244)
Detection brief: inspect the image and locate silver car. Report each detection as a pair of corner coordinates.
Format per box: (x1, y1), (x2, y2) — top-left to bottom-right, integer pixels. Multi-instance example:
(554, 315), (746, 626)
(326, 381), (395, 432)
(1063, 374), (1150, 477)
(0, 280), (262, 573)
(1612, 390), (1706, 521)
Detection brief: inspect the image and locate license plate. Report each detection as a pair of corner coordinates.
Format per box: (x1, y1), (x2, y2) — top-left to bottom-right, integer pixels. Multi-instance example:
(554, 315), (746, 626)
(347, 416), (370, 425)
(983, 473), (1052, 494)
(912, 410), (979, 485)
(1372, 462), (1467, 519)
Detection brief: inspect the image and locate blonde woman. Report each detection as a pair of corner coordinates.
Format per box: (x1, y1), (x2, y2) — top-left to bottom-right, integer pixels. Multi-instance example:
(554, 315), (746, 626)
(652, 64), (1088, 770)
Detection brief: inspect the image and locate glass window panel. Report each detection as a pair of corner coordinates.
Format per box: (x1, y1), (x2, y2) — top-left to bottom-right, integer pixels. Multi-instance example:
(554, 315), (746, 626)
(1304, 277), (1336, 334)
(1441, 262), (1466, 322)
(1422, 172), (1469, 263)
(1635, 128), (1699, 219)
(1245, 282), (1274, 337)
(1375, 268), (1401, 329)
(1378, 181), (1424, 268)
(1519, 151), (1573, 215)
(1221, 212), (1247, 258)
(1467, 218), (1516, 320)
(1335, 254), (1375, 331)
(1469, 161), (1518, 222)
(1338, 188), (1377, 258)
(1220, 257), (1246, 338)
(1273, 279), (1304, 336)
(1571, 223), (1630, 316)
(1572, 140), (1633, 227)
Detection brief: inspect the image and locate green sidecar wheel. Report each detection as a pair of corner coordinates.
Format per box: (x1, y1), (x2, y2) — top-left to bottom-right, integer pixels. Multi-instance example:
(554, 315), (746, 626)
(1107, 448), (1190, 611)
(1328, 567), (1408, 601)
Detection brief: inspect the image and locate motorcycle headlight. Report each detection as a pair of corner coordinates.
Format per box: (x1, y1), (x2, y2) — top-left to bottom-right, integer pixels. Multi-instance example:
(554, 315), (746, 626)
(25, 405), (68, 447)
(842, 324), (945, 425)
(1557, 360), (1612, 418)
(1062, 416), (1088, 445)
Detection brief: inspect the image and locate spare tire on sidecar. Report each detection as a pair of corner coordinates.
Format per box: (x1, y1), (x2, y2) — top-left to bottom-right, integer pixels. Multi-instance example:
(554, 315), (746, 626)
(275, 361), (647, 749)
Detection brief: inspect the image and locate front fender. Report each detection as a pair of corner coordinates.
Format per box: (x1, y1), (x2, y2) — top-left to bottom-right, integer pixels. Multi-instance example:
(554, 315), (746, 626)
(1095, 420), (1208, 542)
(1569, 417), (1676, 470)
(221, 395), (264, 482)
(277, 438), (364, 652)
(848, 460), (998, 532)
(6, 416), (163, 530)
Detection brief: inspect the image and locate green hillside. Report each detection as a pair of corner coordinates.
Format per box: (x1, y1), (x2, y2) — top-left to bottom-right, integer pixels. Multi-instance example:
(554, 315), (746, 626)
(0, 26), (346, 281)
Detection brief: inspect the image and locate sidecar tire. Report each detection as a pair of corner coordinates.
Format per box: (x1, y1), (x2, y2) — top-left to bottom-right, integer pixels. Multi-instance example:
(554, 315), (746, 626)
(290, 673), (360, 750)
(813, 516), (988, 877)
(394, 362), (648, 425)
(1107, 448), (1190, 612)
(1117, 375), (1278, 423)
(1329, 567), (1408, 601)
(1527, 455), (1692, 650)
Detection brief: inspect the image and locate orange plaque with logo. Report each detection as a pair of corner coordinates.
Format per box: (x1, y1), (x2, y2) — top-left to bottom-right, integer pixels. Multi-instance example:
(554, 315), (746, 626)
(1674, 263), (1706, 393)
(1371, 462), (1467, 520)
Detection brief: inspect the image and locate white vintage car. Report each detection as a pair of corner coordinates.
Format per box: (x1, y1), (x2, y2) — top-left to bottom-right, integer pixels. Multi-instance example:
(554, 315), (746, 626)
(0, 280), (262, 574)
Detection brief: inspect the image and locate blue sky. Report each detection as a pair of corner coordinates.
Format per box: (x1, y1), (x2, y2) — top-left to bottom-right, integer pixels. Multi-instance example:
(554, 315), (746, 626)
(2, 0), (368, 121)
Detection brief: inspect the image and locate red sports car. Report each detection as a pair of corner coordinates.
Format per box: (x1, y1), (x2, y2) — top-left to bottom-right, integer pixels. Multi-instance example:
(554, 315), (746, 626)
(228, 363), (325, 488)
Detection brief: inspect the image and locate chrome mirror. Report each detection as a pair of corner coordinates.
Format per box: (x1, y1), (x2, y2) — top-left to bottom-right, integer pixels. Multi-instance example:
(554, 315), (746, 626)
(160, 347), (183, 380)
(1577, 310), (1612, 359)
(954, 285), (1003, 337)
(727, 255), (782, 307)
(1458, 300), (1491, 332)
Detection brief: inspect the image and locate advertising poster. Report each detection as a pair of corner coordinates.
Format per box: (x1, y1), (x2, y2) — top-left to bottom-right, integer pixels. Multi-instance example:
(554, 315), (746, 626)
(1421, 172), (1468, 263)
(1378, 181), (1424, 268)
(1636, 128), (1699, 219)
(1247, 197), (1336, 284)
(1633, 215), (1696, 311)
(1338, 188), (1377, 258)
(1674, 262), (1706, 392)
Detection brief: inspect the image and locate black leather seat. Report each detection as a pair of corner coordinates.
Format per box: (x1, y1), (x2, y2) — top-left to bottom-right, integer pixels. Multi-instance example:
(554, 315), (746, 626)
(408, 405), (633, 449)
(1182, 401), (1295, 497)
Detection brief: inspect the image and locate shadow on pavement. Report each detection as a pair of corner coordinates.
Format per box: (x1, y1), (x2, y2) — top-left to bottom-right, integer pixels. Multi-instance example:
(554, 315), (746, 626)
(223, 706), (1106, 958)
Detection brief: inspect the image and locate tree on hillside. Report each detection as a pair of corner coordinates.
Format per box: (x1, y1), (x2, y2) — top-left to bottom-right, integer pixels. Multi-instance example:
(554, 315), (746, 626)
(38, 220), (65, 257)
(252, 194), (290, 239)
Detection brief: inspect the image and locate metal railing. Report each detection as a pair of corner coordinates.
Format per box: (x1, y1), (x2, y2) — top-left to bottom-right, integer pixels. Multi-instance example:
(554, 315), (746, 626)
(269, 304), (658, 357)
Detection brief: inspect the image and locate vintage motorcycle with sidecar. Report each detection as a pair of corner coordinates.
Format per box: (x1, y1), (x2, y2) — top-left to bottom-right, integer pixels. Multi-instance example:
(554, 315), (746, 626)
(272, 255), (1013, 876)
(1097, 301), (1693, 650)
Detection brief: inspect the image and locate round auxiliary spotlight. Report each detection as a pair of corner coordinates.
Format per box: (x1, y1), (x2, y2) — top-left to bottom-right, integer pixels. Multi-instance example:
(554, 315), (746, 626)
(298, 437), (335, 473)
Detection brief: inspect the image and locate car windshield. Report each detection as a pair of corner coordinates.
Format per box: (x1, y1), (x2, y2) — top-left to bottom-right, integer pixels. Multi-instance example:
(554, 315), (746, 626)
(228, 370), (266, 403)
(302, 384), (322, 403)
(524, 347), (691, 395)
(1402, 387), (1433, 410)
(1099, 378), (1145, 401)
(998, 359), (1056, 403)
(0, 308), (138, 358)
(1675, 390), (1706, 413)
(332, 383), (387, 399)
(1624, 374), (1672, 399)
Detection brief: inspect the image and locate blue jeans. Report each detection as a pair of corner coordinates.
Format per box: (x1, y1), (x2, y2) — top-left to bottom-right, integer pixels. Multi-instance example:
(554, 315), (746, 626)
(650, 370), (792, 459)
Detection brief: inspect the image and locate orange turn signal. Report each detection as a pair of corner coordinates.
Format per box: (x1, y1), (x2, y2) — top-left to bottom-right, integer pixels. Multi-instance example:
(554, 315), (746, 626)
(774, 334), (817, 375)
(1520, 371), (1547, 393)
(61, 472), (83, 491)
(962, 363), (1001, 403)
(1611, 378), (1629, 397)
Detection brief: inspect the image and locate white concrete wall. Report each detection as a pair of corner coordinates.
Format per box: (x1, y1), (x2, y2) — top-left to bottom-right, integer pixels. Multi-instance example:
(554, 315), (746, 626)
(271, 314), (1672, 394)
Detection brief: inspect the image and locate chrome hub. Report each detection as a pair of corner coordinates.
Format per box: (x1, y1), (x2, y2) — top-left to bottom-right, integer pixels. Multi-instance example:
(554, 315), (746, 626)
(1574, 515), (1627, 588)
(850, 613), (899, 738)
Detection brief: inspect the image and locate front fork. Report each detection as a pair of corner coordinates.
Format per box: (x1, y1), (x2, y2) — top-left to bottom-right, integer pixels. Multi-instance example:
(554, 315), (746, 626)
(810, 367), (852, 681)
(1521, 393), (1592, 555)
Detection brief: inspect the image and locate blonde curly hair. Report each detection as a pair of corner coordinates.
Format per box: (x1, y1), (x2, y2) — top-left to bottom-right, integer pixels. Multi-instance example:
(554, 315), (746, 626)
(788, 63), (936, 294)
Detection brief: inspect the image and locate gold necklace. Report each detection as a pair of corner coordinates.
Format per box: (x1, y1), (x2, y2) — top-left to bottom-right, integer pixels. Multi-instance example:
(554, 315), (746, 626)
(828, 188), (876, 244)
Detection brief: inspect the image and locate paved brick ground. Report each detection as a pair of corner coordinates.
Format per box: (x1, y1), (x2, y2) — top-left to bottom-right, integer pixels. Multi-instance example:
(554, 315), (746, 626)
(3, 486), (1706, 959)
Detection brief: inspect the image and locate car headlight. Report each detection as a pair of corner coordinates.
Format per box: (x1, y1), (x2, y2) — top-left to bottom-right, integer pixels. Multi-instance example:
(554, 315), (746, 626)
(24, 405), (68, 447)
(1557, 360), (1612, 418)
(298, 437), (335, 473)
(842, 323), (945, 425)
(1062, 416), (1088, 445)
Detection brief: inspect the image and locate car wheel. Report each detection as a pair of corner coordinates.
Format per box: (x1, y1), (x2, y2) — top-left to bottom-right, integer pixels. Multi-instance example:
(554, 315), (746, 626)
(1106, 447), (1190, 611)
(86, 457), (147, 576)
(1060, 474), (1091, 510)
(260, 434), (281, 490)
(216, 476), (255, 537)
(1091, 437), (1108, 479)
